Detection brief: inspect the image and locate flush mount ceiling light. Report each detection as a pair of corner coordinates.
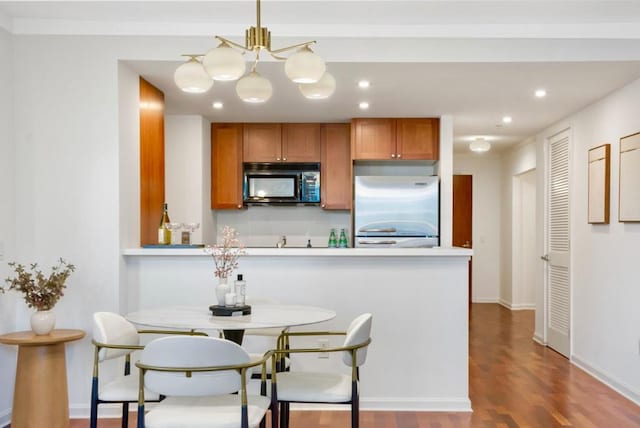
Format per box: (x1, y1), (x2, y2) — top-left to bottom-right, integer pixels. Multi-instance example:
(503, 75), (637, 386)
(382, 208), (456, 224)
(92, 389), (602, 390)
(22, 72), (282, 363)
(502, 116), (513, 124)
(173, 0), (334, 103)
(469, 138), (491, 153)
(535, 89), (547, 98)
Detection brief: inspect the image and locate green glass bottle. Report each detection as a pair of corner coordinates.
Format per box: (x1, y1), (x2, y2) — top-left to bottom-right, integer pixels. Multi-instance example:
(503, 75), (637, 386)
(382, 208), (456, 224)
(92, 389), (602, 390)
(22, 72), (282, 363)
(328, 229), (337, 248)
(338, 228), (348, 248)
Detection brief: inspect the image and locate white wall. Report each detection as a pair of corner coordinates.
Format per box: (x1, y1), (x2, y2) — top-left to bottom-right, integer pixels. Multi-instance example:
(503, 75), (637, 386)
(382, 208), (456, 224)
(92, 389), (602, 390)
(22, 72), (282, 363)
(8, 34), (215, 417)
(165, 115), (215, 244)
(500, 140), (537, 312)
(453, 153), (502, 302)
(512, 169), (536, 308)
(535, 76), (640, 404)
(0, 26), (16, 426)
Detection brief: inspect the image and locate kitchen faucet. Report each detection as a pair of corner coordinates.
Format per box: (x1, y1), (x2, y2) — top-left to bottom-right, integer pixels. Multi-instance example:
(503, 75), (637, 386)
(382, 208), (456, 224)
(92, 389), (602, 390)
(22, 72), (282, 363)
(276, 235), (287, 248)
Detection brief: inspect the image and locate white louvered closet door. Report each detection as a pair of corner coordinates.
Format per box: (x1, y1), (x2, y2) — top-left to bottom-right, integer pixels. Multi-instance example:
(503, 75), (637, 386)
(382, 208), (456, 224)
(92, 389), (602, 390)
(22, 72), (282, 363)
(545, 129), (571, 358)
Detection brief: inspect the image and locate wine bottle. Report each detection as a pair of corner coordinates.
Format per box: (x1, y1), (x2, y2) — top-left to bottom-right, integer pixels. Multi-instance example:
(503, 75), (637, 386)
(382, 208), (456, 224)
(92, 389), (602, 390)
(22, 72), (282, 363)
(158, 203), (171, 245)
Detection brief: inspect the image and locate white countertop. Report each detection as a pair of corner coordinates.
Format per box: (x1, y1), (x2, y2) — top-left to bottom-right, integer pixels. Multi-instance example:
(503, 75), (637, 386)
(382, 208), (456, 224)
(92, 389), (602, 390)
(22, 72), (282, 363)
(122, 247), (473, 257)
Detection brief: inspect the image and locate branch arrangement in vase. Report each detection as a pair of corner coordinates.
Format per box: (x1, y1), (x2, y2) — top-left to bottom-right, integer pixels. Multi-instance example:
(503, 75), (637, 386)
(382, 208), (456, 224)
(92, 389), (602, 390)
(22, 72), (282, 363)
(1, 258), (75, 310)
(204, 226), (247, 279)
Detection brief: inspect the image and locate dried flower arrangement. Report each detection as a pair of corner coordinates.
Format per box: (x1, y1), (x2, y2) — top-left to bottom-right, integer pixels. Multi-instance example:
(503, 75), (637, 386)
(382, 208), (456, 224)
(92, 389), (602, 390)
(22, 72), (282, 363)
(204, 226), (246, 279)
(1, 258), (76, 311)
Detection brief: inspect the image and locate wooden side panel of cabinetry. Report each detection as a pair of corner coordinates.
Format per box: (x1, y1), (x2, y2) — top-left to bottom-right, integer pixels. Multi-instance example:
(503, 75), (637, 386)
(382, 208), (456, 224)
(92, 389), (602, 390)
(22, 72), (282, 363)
(321, 124), (352, 210)
(351, 118), (396, 160)
(139, 77), (165, 245)
(282, 123), (321, 162)
(396, 118), (440, 160)
(212, 124), (244, 210)
(243, 123), (282, 162)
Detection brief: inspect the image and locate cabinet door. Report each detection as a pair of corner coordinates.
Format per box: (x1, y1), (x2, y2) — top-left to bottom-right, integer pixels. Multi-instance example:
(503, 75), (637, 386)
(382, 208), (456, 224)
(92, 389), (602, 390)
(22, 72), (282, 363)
(243, 123), (282, 162)
(282, 123), (321, 162)
(351, 118), (396, 160)
(321, 124), (351, 210)
(212, 124), (244, 209)
(396, 118), (439, 160)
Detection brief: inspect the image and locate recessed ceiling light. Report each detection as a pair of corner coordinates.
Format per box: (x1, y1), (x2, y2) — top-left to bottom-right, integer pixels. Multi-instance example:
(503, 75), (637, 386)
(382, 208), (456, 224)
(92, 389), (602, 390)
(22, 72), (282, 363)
(535, 89), (547, 98)
(359, 102), (369, 110)
(358, 80), (371, 89)
(502, 116), (512, 124)
(212, 101), (224, 109)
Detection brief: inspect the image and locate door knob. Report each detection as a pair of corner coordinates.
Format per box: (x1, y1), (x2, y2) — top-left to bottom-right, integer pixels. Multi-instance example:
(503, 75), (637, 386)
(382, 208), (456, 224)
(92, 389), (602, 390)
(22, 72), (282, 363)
(540, 254), (549, 261)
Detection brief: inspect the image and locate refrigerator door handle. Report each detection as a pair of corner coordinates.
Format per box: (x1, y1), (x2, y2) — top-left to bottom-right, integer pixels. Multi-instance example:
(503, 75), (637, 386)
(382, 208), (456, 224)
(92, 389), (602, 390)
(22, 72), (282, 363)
(358, 227), (398, 233)
(358, 239), (398, 245)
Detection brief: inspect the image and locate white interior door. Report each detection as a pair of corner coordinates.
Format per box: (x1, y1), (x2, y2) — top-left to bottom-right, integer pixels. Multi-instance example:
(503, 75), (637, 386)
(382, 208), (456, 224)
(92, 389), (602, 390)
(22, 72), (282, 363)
(544, 129), (571, 358)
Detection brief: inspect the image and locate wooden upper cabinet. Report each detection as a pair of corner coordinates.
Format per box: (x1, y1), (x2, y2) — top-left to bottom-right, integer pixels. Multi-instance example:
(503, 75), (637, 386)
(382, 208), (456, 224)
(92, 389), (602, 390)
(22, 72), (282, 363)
(321, 124), (351, 210)
(352, 118), (440, 161)
(243, 123), (282, 162)
(139, 77), (165, 245)
(243, 123), (320, 163)
(282, 123), (321, 162)
(212, 123), (244, 210)
(351, 118), (396, 160)
(396, 118), (439, 160)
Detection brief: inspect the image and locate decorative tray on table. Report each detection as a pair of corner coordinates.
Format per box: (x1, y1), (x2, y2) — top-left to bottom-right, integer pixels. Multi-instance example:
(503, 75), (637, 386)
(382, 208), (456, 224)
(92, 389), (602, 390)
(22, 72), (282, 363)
(209, 305), (252, 317)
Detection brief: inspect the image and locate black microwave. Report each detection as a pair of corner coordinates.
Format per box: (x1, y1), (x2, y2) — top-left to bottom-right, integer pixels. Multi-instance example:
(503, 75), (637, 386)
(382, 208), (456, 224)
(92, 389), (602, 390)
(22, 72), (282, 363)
(243, 163), (321, 205)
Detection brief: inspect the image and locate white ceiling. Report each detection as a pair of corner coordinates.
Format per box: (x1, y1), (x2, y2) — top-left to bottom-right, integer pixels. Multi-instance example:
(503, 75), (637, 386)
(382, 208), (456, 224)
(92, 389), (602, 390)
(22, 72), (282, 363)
(2, 1), (640, 153)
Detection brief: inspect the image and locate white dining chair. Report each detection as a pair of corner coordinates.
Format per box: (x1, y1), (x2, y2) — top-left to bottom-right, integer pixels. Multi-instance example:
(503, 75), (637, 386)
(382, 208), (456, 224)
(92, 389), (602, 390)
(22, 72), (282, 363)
(136, 335), (276, 428)
(243, 297), (291, 378)
(90, 312), (206, 428)
(271, 313), (373, 428)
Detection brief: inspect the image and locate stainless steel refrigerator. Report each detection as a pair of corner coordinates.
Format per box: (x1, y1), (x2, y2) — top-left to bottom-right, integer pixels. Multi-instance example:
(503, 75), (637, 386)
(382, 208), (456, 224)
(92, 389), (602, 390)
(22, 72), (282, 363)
(354, 176), (439, 248)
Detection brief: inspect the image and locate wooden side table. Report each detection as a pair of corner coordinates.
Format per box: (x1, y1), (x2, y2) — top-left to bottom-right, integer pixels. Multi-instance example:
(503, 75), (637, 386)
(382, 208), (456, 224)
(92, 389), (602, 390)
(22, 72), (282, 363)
(0, 329), (85, 428)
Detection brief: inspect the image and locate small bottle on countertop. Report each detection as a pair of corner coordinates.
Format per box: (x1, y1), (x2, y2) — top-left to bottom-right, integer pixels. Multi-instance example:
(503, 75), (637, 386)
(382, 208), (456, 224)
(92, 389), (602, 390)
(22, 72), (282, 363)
(307, 239), (312, 248)
(234, 274), (246, 306)
(338, 229), (348, 248)
(328, 229), (337, 248)
(157, 203), (171, 245)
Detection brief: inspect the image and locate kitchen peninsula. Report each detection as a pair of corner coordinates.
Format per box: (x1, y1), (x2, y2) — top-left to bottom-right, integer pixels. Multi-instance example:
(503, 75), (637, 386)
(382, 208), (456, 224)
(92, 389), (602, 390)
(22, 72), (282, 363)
(122, 246), (472, 411)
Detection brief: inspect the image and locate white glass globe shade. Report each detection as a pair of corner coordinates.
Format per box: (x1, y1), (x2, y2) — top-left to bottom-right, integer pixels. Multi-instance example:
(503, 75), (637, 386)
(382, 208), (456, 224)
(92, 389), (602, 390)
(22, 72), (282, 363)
(174, 59), (213, 93)
(298, 72), (336, 99)
(469, 138), (491, 153)
(284, 46), (326, 84)
(202, 44), (245, 81)
(236, 71), (273, 103)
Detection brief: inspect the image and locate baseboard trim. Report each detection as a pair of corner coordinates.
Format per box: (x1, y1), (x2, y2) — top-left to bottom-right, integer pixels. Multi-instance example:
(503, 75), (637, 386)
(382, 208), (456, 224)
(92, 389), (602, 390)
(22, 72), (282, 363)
(360, 397), (472, 412)
(69, 398), (473, 416)
(571, 354), (640, 406)
(498, 299), (535, 311)
(498, 299), (512, 309)
(69, 403), (142, 419)
(532, 333), (545, 345)
(0, 407), (10, 428)
(472, 298), (499, 303)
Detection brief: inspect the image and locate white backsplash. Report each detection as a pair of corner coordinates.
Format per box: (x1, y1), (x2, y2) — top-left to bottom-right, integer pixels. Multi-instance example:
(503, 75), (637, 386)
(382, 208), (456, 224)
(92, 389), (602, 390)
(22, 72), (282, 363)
(216, 206), (351, 248)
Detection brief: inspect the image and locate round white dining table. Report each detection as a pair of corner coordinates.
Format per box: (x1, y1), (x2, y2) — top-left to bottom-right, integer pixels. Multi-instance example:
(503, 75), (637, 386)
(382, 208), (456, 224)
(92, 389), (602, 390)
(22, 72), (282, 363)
(126, 304), (336, 344)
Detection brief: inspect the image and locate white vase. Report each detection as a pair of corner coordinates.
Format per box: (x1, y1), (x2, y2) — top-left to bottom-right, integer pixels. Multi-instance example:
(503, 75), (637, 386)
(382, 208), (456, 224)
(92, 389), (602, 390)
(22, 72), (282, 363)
(215, 277), (230, 306)
(30, 310), (56, 335)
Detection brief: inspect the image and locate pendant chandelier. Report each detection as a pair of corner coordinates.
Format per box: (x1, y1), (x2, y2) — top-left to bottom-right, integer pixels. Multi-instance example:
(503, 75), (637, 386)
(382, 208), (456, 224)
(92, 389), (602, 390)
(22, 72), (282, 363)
(173, 0), (336, 103)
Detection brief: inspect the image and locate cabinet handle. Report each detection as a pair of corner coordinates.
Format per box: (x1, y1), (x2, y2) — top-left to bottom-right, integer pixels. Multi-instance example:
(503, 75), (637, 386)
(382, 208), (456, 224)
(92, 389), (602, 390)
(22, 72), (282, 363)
(283, 157), (287, 161)
(321, 203), (326, 208)
(237, 205), (242, 209)
(397, 153), (402, 158)
(276, 157), (281, 161)
(391, 154), (396, 158)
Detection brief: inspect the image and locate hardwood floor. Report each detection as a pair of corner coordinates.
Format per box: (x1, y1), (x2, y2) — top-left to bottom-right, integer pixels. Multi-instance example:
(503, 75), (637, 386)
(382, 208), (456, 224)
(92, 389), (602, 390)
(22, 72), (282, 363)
(70, 304), (640, 427)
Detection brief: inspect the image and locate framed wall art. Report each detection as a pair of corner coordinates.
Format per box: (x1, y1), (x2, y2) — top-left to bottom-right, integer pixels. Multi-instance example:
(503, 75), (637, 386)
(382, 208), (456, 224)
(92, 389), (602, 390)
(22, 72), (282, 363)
(619, 132), (640, 222)
(588, 144), (610, 224)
